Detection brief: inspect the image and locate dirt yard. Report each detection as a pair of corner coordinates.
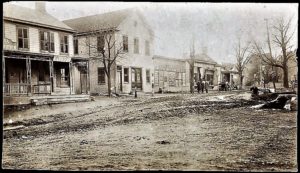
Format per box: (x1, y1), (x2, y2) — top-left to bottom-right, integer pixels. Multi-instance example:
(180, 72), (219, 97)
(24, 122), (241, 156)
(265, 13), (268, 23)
(2, 91), (297, 171)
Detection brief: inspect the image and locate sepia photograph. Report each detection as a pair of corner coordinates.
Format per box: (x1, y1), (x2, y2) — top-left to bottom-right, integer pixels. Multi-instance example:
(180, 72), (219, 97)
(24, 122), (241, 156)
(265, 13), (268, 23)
(2, 1), (298, 171)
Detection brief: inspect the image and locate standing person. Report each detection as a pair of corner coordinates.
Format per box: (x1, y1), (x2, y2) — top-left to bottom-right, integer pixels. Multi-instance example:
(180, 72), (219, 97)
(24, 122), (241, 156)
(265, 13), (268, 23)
(225, 80), (228, 91)
(201, 79), (204, 93)
(204, 80), (208, 93)
(196, 80), (201, 93)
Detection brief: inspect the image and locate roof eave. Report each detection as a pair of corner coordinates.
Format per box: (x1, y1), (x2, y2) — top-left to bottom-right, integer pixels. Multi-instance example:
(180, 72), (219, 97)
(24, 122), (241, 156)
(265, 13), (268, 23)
(4, 17), (75, 33)
(74, 27), (120, 36)
(195, 60), (217, 65)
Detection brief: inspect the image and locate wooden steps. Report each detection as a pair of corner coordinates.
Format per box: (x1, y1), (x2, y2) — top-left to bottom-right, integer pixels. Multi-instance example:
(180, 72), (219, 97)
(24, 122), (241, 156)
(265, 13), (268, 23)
(51, 87), (71, 95)
(31, 94), (91, 105)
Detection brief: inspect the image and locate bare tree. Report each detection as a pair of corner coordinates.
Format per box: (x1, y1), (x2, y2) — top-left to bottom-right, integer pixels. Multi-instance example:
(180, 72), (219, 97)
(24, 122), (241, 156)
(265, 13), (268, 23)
(253, 17), (296, 88)
(235, 37), (251, 89)
(81, 27), (125, 97)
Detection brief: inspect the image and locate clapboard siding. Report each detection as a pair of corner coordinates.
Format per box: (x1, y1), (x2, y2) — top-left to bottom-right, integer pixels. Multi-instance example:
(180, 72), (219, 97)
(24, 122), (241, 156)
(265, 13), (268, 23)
(3, 21), (74, 55)
(68, 35), (74, 57)
(3, 22), (17, 50)
(29, 27), (39, 53)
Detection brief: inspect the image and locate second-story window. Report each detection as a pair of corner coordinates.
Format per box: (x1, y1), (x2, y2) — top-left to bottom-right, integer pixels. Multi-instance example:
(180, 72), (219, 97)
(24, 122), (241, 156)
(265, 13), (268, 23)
(134, 38), (139, 54)
(17, 27), (29, 50)
(40, 31), (54, 52)
(97, 35), (105, 52)
(60, 35), (68, 53)
(145, 40), (150, 56)
(123, 35), (128, 52)
(74, 37), (78, 54)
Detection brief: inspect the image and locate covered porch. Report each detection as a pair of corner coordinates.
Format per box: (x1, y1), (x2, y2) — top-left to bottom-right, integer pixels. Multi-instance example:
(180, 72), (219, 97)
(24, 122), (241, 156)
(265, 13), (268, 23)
(3, 51), (90, 106)
(3, 51), (53, 97)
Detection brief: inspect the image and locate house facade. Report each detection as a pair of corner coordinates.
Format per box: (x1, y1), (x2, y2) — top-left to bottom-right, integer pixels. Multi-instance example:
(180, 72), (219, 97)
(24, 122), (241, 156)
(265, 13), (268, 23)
(220, 63), (239, 86)
(192, 52), (219, 87)
(152, 51), (237, 92)
(3, 2), (89, 105)
(153, 56), (189, 92)
(64, 8), (154, 95)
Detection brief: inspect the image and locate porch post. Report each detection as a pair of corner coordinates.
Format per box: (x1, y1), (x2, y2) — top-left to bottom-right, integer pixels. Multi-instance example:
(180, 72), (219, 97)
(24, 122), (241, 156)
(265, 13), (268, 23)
(3, 56), (5, 94)
(26, 56), (31, 96)
(87, 60), (90, 94)
(49, 59), (53, 94)
(69, 62), (72, 95)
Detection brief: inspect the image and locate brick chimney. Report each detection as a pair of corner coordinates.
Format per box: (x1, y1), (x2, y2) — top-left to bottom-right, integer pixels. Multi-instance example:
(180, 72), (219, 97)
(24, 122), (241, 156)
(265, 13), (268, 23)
(36, 1), (46, 13)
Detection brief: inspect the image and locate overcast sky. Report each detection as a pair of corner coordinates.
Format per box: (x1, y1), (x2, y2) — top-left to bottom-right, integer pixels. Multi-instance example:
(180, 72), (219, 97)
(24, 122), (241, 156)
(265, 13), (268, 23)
(9, 1), (298, 64)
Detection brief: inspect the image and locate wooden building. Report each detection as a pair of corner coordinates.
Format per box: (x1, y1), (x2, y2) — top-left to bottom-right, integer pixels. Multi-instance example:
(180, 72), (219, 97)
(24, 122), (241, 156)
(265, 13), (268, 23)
(63, 8), (154, 95)
(3, 2), (89, 105)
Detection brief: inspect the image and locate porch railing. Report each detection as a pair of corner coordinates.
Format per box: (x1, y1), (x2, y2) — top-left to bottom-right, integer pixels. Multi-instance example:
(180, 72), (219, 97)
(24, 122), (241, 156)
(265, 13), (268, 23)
(4, 83), (51, 96)
(32, 82), (51, 95)
(3, 83), (30, 96)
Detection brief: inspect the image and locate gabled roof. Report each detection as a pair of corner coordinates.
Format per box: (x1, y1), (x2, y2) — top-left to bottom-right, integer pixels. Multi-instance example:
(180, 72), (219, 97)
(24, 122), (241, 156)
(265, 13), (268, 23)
(194, 53), (217, 64)
(222, 63), (237, 72)
(3, 3), (74, 32)
(153, 55), (186, 62)
(63, 8), (133, 33)
(63, 8), (153, 35)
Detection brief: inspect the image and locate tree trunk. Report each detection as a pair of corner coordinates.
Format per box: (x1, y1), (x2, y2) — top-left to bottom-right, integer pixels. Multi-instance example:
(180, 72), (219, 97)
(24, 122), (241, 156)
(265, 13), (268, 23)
(239, 74), (243, 89)
(272, 79), (276, 92)
(283, 66), (289, 88)
(107, 73), (111, 97)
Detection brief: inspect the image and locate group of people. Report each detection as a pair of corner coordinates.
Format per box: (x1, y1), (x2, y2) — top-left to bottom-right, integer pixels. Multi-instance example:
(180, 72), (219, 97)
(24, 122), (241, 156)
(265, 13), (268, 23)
(196, 79), (209, 93)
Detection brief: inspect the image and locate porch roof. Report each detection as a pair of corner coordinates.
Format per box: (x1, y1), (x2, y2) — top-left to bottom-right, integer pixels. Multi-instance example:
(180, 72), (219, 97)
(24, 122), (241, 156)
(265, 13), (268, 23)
(4, 50), (54, 58)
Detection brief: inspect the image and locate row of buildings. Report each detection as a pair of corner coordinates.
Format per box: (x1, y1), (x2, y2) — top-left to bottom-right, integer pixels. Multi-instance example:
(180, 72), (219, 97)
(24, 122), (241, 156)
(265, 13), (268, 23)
(3, 2), (238, 105)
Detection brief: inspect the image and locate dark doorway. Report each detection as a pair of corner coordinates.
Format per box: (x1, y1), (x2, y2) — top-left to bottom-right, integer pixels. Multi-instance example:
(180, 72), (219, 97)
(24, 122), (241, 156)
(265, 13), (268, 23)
(117, 66), (122, 92)
(131, 67), (142, 90)
(54, 62), (70, 88)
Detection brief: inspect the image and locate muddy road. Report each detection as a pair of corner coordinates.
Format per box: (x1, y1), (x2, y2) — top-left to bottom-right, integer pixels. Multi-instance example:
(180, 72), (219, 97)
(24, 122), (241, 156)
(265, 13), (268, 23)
(2, 91), (297, 171)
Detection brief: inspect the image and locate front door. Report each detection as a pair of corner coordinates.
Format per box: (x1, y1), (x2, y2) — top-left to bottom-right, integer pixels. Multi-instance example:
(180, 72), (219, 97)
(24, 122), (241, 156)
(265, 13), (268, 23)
(54, 62), (70, 88)
(116, 66), (122, 92)
(131, 68), (142, 90)
(59, 68), (69, 87)
(80, 73), (87, 94)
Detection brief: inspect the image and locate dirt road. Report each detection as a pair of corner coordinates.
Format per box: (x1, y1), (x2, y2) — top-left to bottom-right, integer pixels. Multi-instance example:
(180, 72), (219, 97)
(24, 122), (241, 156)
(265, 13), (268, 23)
(2, 91), (297, 171)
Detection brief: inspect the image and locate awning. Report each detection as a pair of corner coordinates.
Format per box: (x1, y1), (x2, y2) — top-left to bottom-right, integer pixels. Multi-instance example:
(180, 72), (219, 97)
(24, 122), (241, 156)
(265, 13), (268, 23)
(53, 56), (71, 62)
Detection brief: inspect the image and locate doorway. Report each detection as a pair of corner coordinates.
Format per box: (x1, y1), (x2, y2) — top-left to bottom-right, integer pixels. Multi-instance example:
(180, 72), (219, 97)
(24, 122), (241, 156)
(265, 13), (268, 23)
(54, 62), (70, 88)
(117, 66), (122, 92)
(131, 67), (142, 90)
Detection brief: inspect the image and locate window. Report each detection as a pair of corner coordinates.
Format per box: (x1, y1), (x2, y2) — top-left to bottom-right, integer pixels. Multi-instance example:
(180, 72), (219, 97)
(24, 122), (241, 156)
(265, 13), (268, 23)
(146, 69), (150, 83)
(60, 35), (68, 53)
(40, 31), (54, 52)
(17, 27), (29, 50)
(98, 67), (105, 84)
(74, 38), (78, 54)
(50, 33), (54, 52)
(97, 36), (105, 52)
(154, 71), (159, 86)
(123, 35), (128, 52)
(182, 73), (186, 86)
(124, 68), (129, 83)
(134, 21), (137, 27)
(134, 38), (139, 54)
(168, 72), (176, 86)
(145, 40), (150, 56)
